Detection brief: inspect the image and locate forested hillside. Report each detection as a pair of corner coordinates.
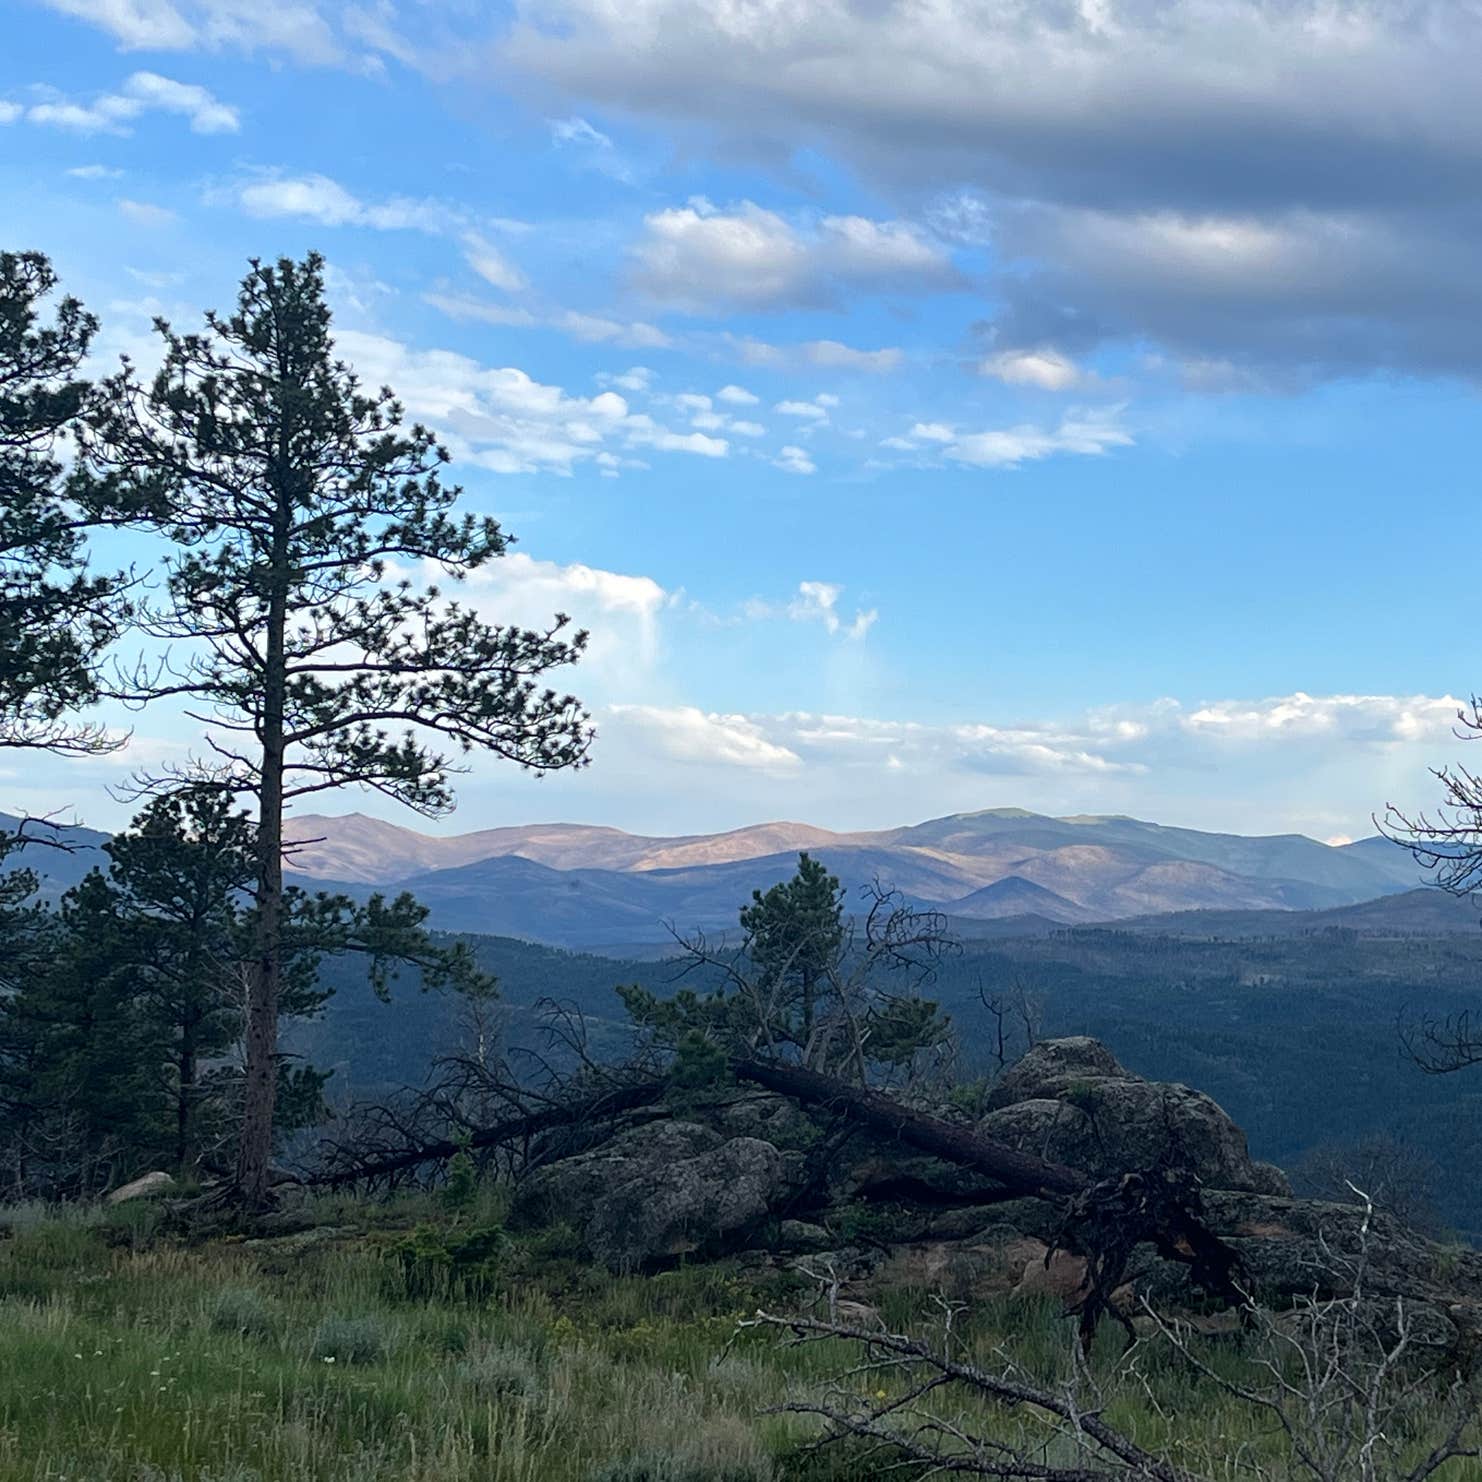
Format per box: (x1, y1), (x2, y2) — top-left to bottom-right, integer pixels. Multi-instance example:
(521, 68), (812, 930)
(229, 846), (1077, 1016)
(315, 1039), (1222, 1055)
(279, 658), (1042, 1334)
(295, 916), (1482, 1237)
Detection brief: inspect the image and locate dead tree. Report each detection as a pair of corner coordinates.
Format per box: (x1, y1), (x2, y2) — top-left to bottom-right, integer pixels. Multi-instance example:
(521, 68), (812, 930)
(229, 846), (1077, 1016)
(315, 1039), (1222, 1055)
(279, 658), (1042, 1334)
(1382, 703), (1482, 1075)
(745, 1300), (1203, 1482)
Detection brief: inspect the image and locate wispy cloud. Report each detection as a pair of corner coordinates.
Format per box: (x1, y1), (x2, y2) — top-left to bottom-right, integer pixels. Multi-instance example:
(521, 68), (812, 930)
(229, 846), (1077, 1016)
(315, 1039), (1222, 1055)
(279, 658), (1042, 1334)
(15, 71), (238, 135)
(882, 408), (1132, 470)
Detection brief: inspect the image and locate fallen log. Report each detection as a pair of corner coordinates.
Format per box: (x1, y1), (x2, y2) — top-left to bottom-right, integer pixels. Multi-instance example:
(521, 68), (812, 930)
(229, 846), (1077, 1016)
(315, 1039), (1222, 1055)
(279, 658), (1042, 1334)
(733, 1058), (1086, 1197)
(734, 1058), (1247, 1345)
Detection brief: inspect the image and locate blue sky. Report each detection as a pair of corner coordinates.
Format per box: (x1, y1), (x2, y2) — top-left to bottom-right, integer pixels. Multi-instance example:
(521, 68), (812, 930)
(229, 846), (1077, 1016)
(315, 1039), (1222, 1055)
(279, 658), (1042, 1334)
(4, 0), (1480, 843)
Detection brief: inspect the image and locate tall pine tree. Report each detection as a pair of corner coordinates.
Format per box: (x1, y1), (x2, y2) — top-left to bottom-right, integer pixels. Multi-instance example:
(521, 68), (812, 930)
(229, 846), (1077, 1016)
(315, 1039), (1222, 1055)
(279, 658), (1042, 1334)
(82, 254), (592, 1205)
(0, 250), (127, 755)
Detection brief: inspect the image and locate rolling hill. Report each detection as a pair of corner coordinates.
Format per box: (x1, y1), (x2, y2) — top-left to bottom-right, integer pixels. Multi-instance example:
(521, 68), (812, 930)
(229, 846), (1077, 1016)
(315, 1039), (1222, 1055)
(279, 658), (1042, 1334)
(5, 806), (1432, 949)
(278, 806), (1427, 948)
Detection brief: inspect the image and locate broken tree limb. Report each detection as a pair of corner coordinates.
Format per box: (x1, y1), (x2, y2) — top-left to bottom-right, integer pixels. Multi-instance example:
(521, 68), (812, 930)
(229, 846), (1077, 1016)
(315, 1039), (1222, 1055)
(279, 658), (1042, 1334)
(308, 1081), (669, 1189)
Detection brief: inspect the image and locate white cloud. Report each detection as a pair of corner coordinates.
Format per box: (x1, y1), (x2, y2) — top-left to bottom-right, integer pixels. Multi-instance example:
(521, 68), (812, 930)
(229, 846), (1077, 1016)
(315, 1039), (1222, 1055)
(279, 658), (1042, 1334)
(555, 311), (671, 348)
(775, 399), (829, 422)
(461, 233), (527, 293)
(789, 581), (874, 637)
(632, 199), (956, 312)
(609, 705), (802, 772)
(427, 293), (670, 350)
(122, 70), (238, 131)
(727, 335), (903, 375)
(716, 384), (757, 405)
(409, 550), (673, 701)
(422, 294), (538, 330)
(773, 445), (816, 476)
(40, 0), (197, 51)
(982, 348), (1081, 391)
(1178, 692), (1461, 745)
(233, 173), (365, 224)
(681, 709), (1147, 784)
(549, 114), (631, 179)
(624, 415), (729, 458)
(22, 71), (238, 135)
(117, 198), (177, 226)
(633, 201), (806, 312)
(745, 581), (878, 635)
(228, 172), (441, 230)
(885, 408), (1132, 470)
(331, 328), (722, 476)
(0, 103), (21, 125)
(946, 411), (1132, 469)
(696, 412), (761, 436)
(802, 339), (902, 373)
(819, 214), (952, 282)
(40, 0), (342, 64)
(676, 391), (766, 439)
(66, 163), (124, 178)
(600, 366), (654, 393)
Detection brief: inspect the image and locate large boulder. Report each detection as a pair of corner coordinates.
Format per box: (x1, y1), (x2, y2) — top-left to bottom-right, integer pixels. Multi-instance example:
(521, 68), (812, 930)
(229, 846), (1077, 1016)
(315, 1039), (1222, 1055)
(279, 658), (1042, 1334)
(517, 1120), (722, 1227)
(977, 1038), (1290, 1196)
(106, 1171), (175, 1204)
(983, 1036), (1126, 1108)
(701, 1090), (819, 1149)
(586, 1137), (787, 1270)
(514, 1119), (794, 1270)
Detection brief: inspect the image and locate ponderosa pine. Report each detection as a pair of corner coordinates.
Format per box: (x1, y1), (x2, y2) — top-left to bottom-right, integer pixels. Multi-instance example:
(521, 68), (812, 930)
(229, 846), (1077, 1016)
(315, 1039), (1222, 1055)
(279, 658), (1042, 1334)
(81, 254), (593, 1205)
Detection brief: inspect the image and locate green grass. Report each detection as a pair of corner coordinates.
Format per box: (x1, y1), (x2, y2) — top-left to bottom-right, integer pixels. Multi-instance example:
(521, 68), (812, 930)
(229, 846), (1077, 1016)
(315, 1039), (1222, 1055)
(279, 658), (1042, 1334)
(0, 1195), (1477, 1481)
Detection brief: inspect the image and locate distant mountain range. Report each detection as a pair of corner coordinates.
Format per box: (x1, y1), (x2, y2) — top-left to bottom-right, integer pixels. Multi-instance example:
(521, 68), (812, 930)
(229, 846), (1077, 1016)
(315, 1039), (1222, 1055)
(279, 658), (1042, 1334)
(274, 806), (1430, 949)
(1, 805), (1434, 950)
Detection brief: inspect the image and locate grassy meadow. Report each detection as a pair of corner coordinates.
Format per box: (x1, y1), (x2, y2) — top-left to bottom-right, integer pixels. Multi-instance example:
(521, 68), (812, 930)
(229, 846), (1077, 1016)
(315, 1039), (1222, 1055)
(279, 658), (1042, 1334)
(0, 1192), (1478, 1482)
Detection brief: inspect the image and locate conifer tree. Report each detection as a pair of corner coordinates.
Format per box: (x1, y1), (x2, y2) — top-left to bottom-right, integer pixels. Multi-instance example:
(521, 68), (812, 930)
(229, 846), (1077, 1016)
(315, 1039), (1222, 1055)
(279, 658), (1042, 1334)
(623, 853), (951, 1083)
(82, 254), (592, 1205)
(0, 251), (126, 755)
(740, 852), (846, 1043)
(102, 790), (256, 1172)
(0, 870), (162, 1195)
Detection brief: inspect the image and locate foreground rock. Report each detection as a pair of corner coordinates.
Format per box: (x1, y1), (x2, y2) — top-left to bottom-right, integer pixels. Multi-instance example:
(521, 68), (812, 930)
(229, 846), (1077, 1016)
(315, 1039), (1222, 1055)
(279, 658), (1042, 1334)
(515, 1120), (797, 1270)
(979, 1036), (1290, 1195)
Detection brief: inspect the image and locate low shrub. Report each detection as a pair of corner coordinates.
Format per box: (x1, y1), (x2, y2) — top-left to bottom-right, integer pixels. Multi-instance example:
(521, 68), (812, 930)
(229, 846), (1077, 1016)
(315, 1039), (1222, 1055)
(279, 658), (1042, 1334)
(311, 1313), (391, 1365)
(207, 1285), (280, 1340)
(388, 1220), (509, 1301)
(588, 1416), (773, 1482)
(452, 1342), (542, 1399)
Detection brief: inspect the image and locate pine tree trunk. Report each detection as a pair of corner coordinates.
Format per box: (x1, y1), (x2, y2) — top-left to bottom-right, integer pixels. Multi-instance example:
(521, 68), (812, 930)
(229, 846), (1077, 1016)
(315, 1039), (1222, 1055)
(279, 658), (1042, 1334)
(236, 738), (283, 1206)
(175, 1014), (196, 1173)
(235, 479), (290, 1208)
